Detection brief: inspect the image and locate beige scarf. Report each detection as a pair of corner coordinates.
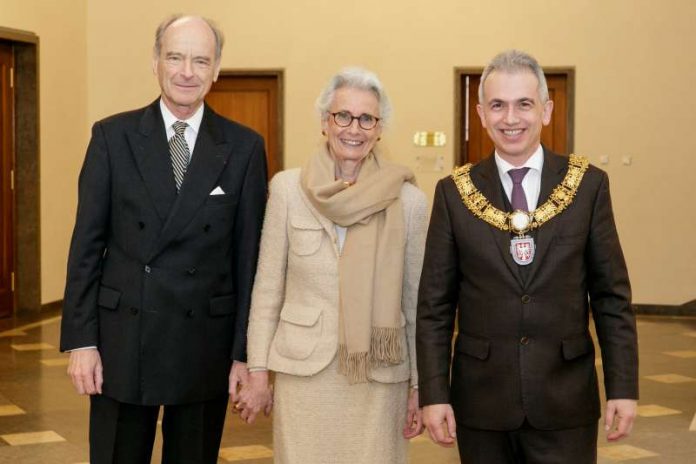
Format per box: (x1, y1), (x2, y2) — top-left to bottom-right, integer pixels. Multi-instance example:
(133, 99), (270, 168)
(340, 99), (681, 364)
(300, 147), (415, 384)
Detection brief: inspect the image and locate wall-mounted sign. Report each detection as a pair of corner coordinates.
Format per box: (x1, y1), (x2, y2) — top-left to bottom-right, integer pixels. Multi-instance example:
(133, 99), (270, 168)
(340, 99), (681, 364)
(413, 131), (446, 147)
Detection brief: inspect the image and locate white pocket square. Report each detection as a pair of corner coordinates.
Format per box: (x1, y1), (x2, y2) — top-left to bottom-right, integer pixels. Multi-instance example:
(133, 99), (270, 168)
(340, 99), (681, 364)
(210, 186), (226, 195)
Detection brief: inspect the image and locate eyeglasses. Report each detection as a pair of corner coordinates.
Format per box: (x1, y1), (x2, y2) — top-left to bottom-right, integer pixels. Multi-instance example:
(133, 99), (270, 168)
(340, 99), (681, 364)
(329, 111), (380, 130)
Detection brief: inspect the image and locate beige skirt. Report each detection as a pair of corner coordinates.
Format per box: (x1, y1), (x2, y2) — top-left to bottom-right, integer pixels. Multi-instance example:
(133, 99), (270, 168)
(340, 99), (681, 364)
(272, 358), (409, 464)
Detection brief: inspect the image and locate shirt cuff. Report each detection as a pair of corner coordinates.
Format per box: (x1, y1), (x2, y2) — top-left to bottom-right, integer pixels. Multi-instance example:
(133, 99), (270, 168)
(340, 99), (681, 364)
(247, 367), (268, 373)
(66, 346), (98, 352)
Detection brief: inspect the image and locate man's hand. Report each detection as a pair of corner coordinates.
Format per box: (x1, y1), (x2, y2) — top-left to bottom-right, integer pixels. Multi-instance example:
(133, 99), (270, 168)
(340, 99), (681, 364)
(605, 399), (637, 441)
(228, 361), (249, 404)
(67, 348), (103, 395)
(422, 403), (457, 447)
(403, 388), (424, 439)
(237, 370), (273, 424)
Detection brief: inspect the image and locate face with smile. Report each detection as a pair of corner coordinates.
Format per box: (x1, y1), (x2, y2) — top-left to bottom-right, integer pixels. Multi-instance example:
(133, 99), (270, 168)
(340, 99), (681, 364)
(322, 87), (382, 167)
(153, 17), (220, 120)
(477, 70), (553, 165)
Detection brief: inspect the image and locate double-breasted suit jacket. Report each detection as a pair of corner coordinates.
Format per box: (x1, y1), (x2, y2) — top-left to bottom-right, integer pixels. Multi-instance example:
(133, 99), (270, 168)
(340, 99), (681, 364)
(60, 99), (267, 406)
(417, 149), (638, 431)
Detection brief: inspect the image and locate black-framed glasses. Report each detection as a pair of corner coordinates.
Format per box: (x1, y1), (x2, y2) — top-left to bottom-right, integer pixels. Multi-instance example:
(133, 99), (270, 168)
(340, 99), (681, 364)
(329, 111), (380, 130)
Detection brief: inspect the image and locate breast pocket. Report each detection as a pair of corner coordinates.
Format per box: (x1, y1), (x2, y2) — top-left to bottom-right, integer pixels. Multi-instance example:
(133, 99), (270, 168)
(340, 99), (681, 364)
(274, 305), (323, 360)
(289, 217), (323, 256)
(205, 193), (238, 206)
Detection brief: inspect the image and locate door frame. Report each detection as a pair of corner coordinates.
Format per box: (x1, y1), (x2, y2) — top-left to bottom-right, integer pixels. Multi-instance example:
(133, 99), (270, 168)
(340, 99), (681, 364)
(454, 67), (575, 166)
(215, 69), (284, 174)
(0, 26), (40, 314)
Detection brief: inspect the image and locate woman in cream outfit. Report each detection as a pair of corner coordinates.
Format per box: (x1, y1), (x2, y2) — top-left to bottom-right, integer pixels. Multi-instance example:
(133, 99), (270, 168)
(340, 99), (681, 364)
(239, 68), (428, 463)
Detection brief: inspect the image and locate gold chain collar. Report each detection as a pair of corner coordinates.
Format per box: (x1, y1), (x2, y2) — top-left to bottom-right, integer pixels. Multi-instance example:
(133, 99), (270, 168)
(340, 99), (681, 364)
(451, 154), (589, 233)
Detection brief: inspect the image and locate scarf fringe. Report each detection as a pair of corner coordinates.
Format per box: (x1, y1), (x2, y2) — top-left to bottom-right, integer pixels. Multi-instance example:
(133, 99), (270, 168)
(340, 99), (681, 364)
(338, 328), (405, 384)
(370, 327), (404, 366)
(337, 345), (369, 384)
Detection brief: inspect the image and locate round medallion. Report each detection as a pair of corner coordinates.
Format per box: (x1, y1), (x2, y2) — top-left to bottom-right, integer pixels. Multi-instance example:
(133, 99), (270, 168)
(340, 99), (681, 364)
(509, 210), (532, 234)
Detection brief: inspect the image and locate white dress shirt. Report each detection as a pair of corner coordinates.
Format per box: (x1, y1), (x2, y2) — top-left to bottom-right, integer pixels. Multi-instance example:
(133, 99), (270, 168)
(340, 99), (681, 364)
(494, 145), (544, 211)
(160, 99), (204, 156)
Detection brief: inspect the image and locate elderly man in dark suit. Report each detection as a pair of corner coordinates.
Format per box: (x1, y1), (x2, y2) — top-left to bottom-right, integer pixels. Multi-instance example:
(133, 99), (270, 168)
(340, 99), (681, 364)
(60, 15), (267, 464)
(417, 50), (638, 463)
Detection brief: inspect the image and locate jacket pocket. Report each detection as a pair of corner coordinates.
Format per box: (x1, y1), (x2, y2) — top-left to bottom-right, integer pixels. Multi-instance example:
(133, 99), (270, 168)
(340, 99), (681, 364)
(97, 285), (121, 311)
(562, 334), (594, 360)
(274, 305), (322, 360)
(455, 334), (490, 360)
(289, 217), (323, 256)
(205, 193), (238, 206)
(209, 294), (236, 317)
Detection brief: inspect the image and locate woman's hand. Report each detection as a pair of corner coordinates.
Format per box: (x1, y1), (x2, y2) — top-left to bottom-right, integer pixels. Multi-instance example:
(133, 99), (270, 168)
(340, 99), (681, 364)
(403, 387), (424, 439)
(237, 370), (274, 424)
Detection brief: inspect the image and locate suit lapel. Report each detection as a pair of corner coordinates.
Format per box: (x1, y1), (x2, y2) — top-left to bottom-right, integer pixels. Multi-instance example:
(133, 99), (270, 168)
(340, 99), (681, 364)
(525, 149), (566, 286)
(128, 101), (177, 222)
(149, 106), (232, 261)
(474, 157), (525, 288)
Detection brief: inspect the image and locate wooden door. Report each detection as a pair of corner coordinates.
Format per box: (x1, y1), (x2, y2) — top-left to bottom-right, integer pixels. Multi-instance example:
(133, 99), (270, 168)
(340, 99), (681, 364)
(0, 43), (14, 317)
(206, 72), (283, 178)
(457, 70), (573, 165)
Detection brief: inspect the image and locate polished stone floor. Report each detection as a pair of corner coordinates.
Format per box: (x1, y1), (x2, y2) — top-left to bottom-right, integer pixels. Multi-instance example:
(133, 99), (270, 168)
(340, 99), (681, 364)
(0, 309), (694, 463)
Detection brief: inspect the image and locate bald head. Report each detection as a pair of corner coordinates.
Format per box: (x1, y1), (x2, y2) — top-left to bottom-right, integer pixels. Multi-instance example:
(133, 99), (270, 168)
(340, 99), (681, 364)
(152, 14), (223, 119)
(154, 15), (224, 62)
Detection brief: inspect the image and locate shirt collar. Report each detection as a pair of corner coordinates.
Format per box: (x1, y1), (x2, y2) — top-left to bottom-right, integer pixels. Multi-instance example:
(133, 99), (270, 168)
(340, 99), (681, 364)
(494, 144), (544, 177)
(159, 99), (204, 135)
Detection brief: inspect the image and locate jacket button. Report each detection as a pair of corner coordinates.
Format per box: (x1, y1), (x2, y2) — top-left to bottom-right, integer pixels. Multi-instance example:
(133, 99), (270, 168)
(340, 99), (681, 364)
(521, 294), (531, 304)
(130, 307), (139, 315)
(203, 224), (211, 232)
(144, 265), (151, 273)
(520, 336), (530, 345)
(186, 309), (195, 318)
(187, 267), (197, 275)
(138, 221), (145, 230)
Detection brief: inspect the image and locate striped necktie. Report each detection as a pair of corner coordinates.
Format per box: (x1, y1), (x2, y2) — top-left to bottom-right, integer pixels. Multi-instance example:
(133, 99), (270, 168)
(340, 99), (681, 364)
(169, 121), (190, 191)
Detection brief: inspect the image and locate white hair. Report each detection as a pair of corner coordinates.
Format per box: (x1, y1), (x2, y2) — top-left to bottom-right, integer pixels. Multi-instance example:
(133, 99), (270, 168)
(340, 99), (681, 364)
(315, 67), (392, 126)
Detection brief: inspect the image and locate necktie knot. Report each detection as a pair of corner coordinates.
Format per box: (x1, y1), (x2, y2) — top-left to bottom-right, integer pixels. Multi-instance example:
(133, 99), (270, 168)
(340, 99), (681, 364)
(172, 121), (188, 136)
(508, 167), (530, 185)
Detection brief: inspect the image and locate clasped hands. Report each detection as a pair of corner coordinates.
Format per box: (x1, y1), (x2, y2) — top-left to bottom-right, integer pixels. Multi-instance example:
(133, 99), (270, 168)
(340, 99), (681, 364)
(230, 366), (273, 424)
(229, 364), (424, 438)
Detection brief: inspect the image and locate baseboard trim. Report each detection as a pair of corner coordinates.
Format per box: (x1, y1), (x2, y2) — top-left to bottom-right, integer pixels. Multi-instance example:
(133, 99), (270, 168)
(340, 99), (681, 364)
(634, 300), (696, 317)
(40, 300), (63, 314)
(38, 300), (696, 317)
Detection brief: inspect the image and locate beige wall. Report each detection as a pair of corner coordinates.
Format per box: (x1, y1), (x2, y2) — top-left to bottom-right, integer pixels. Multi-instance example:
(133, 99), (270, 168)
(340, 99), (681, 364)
(4, 0), (696, 305)
(1, 0), (88, 305)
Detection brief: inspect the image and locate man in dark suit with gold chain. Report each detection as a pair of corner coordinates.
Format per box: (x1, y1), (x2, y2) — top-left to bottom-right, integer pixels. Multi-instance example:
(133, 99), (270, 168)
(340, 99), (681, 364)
(60, 15), (267, 463)
(417, 50), (638, 463)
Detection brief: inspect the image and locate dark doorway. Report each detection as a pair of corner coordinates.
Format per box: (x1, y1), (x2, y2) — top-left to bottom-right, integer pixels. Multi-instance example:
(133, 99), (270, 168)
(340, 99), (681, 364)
(207, 71), (284, 179)
(0, 42), (14, 317)
(0, 27), (40, 316)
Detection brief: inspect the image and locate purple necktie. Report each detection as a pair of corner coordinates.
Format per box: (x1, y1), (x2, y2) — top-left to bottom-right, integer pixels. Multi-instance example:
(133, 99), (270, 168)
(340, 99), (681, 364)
(508, 167), (530, 211)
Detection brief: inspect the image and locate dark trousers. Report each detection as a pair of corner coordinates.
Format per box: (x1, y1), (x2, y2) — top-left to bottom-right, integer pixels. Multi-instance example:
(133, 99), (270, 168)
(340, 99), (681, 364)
(89, 394), (229, 464)
(456, 420), (598, 464)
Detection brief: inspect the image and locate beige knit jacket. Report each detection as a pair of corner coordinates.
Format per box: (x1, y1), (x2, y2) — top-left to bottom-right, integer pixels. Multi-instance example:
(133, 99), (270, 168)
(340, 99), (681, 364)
(246, 168), (428, 385)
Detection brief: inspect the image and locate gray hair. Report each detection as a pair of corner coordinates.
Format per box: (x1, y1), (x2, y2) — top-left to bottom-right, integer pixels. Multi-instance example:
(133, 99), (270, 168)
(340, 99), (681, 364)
(153, 14), (224, 62)
(478, 49), (549, 103)
(316, 67), (392, 126)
